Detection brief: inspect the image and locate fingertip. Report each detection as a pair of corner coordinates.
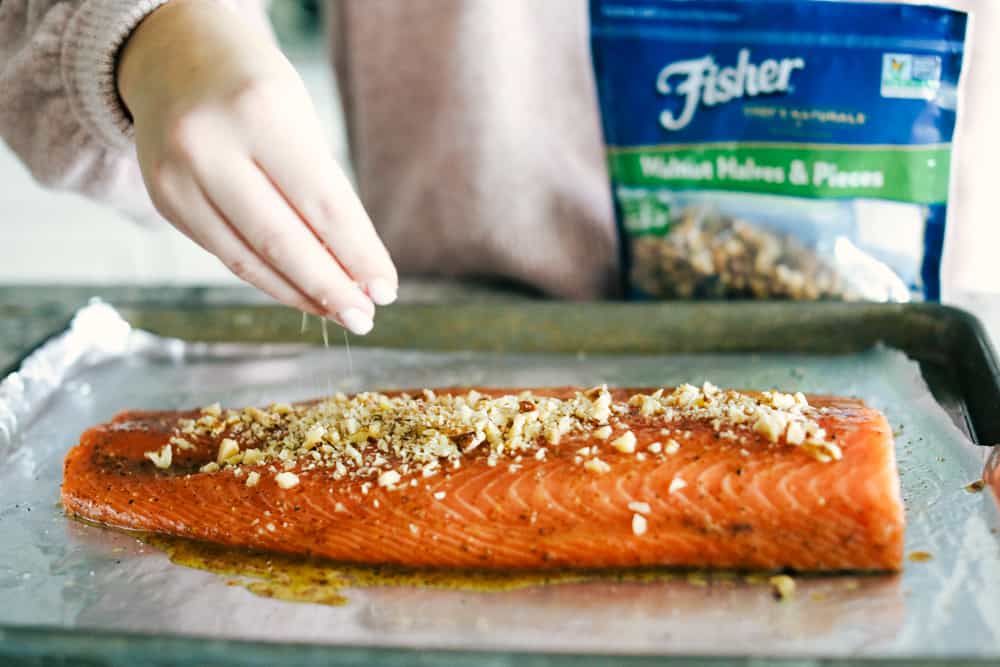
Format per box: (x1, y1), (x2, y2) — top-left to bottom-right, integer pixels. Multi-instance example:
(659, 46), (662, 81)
(366, 278), (398, 306)
(338, 307), (374, 336)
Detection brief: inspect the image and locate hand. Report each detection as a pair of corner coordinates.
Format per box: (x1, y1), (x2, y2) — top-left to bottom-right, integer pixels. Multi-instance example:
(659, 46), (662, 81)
(117, 0), (396, 334)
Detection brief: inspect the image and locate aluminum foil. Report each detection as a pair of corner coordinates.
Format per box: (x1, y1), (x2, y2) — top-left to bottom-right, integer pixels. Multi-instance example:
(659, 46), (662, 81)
(0, 301), (998, 658)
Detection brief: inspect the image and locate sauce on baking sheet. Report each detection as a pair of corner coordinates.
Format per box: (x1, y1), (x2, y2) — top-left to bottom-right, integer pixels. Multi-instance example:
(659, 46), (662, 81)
(69, 517), (876, 607)
(133, 531), (872, 607)
(139, 532), (687, 606)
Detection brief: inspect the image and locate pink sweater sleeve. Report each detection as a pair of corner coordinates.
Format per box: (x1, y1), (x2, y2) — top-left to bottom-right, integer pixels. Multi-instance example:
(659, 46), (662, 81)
(0, 0), (268, 225)
(328, 1), (618, 299)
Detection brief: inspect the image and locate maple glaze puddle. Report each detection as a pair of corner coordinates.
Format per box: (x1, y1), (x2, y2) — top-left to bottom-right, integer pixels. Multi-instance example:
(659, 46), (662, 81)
(139, 533), (703, 606)
(69, 516), (884, 607)
(137, 534), (882, 607)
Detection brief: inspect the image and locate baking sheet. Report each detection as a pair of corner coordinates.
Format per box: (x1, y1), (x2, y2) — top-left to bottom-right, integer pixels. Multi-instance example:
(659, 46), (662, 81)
(1, 302), (998, 658)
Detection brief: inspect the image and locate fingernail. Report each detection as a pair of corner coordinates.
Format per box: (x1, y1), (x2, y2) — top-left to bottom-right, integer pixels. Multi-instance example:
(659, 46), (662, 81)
(338, 308), (374, 336)
(366, 278), (398, 306)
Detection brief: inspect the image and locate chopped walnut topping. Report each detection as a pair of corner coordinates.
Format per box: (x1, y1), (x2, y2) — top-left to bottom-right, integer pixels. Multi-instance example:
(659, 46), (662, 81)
(587, 385), (613, 423)
(242, 448), (265, 465)
(275, 472), (300, 489)
(770, 574), (796, 601)
(199, 462), (220, 474)
(303, 424), (326, 449)
(170, 383), (841, 492)
(173, 438), (195, 451)
(628, 501), (651, 515)
(629, 389), (665, 417)
(217, 438), (240, 464)
(174, 387), (619, 485)
(649, 384), (840, 462)
(664, 439), (680, 455)
(433, 491), (446, 500)
(754, 412), (786, 442)
(669, 477), (687, 494)
(378, 470), (401, 488)
(610, 431), (637, 453)
(632, 513), (648, 536)
(143, 444), (172, 470)
(584, 458), (611, 474)
(785, 421), (806, 445)
(245, 471), (260, 487)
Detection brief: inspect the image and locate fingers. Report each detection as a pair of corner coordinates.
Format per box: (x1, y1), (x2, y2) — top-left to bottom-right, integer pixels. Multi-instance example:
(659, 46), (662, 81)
(191, 153), (377, 335)
(153, 172), (333, 320)
(132, 64), (396, 331)
(250, 120), (399, 306)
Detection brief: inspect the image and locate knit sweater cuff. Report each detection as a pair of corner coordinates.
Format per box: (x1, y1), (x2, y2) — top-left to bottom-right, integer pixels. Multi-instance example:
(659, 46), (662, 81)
(61, 0), (174, 150)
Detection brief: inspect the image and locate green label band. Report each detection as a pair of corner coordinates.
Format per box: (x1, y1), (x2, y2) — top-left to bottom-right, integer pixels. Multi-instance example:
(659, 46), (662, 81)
(607, 143), (951, 204)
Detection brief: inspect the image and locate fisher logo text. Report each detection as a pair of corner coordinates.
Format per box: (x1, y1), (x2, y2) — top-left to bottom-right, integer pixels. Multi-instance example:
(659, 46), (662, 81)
(656, 49), (805, 131)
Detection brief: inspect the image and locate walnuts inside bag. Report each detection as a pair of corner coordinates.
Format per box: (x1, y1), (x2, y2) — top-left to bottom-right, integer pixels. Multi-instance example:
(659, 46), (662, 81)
(590, 0), (969, 301)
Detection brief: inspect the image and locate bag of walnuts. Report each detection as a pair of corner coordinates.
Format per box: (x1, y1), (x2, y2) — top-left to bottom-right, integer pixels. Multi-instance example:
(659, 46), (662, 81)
(590, 0), (969, 301)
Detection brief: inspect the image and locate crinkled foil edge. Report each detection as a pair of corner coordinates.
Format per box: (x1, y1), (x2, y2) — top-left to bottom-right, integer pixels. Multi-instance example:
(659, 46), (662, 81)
(0, 299), (144, 459)
(0, 300), (312, 460)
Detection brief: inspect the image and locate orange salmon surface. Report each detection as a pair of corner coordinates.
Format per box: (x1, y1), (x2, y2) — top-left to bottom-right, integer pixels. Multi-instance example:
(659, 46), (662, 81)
(62, 384), (904, 571)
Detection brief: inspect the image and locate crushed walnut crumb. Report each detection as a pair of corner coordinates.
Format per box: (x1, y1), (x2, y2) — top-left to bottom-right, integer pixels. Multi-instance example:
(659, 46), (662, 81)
(275, 471), (300, 489)
(770, 574), (796, 601)
(584, 458), (612, 474)
(378, 470), (401, 489)
(965, 479), (986, 493)
(157, 383), (840, 489)
(627, 501), (651, 515)
(143, 444), (172, 470)
(610, 431), (637, 453)
(171, 386), (617, 479)
(632, 513), (648, 536)
(217, 438), (240, 464)
(647, 383), (840, 462)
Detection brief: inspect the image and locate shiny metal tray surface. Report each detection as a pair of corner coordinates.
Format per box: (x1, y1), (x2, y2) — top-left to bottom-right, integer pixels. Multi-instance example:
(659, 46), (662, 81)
(1, 300), (999, 666)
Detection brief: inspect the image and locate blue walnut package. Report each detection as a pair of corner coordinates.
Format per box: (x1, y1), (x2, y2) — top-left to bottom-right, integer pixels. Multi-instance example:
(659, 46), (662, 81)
(589, 0), (968, 301)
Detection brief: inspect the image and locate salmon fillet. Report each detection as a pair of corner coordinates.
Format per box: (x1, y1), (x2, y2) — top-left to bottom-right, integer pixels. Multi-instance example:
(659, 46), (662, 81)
(61, 385), (904, 571)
